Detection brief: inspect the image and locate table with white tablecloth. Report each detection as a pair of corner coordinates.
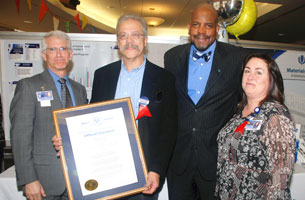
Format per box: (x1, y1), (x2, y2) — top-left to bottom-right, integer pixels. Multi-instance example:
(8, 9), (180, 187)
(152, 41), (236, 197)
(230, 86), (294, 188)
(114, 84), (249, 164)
(290, 164), (305, 200)
(1, 165), (304, 200)
(0, 166), (24, 200)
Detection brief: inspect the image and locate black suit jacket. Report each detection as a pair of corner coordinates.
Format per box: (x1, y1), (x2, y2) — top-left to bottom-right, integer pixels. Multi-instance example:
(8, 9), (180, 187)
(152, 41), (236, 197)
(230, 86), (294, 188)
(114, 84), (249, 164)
(164, 41), (250, 180)
(90, 59), (177, 178)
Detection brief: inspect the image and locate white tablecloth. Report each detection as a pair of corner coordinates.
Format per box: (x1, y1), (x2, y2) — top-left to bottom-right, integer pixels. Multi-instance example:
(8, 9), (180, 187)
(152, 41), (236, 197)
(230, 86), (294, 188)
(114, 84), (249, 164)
(290, 164), (305, 200)
(1, 165), (304, 200)
(0, 166), (25, 200)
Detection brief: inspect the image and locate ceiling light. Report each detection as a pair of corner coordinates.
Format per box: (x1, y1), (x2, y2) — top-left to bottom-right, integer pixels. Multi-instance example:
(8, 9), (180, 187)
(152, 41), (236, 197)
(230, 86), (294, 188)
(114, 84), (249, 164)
(144, 17), (165, 26)
(144, 7), (165, 27)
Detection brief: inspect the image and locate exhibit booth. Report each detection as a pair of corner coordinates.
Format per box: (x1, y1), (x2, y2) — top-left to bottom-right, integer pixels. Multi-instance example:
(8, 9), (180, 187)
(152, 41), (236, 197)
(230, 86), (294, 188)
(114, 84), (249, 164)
(1, 32), (305, 199)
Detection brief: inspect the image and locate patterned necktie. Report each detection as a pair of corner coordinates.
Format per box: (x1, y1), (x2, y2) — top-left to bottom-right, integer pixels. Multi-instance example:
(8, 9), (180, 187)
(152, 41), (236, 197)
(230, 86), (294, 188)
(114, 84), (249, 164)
(58, 78), (73, 108)
(192, 50), (212, 62)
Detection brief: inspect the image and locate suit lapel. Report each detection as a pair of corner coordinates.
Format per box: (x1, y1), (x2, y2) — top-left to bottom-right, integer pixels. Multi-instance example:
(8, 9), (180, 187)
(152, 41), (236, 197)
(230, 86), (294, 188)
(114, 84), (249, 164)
(40, 70), (62, 109)
(179, 44), (190, 95)
(107, 62), (121, 99)
(69, 80), (83, 106)
(138, 60), (156, 134)
(140, 60), (156, 99)
(177, 44), (195, 104)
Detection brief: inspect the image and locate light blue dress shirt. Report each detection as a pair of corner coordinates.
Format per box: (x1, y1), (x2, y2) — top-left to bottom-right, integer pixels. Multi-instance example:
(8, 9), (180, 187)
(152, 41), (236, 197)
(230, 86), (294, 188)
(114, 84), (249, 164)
(115, 58), (146, 118)
(188, 41), (216, 105)
(48, 68), (76, 106)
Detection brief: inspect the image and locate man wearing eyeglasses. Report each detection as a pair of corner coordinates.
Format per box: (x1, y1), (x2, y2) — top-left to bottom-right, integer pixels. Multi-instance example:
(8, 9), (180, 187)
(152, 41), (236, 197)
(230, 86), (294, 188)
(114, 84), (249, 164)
(10, 30), (87, 200)
(90, 14), (177, 200)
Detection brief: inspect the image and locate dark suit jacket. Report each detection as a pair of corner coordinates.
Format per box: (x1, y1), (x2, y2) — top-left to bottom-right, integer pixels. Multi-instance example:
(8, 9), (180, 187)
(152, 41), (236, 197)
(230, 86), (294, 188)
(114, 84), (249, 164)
(10, 70), (87, 195)
(164, 41), (250, 180)
(90, 59), (177, 178)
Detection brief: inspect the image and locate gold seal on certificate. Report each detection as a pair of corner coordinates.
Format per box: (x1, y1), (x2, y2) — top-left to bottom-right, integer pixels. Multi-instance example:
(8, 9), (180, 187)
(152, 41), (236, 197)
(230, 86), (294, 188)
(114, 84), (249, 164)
(85, 179), (98, 191)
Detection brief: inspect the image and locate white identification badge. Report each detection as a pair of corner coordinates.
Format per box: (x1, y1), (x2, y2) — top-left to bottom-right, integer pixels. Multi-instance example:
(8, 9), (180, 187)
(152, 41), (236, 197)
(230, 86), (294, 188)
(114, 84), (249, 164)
(245, 120), (262, 130)
(40, 100), (51, 107)
(36, 91), (53, 107)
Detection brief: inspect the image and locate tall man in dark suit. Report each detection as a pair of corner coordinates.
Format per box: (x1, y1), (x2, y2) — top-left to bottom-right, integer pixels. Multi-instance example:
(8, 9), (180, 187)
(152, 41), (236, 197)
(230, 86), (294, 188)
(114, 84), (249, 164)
(164, 3), (250, 200)
(90, 14), (177, 200)
(10, 30), (87, 200)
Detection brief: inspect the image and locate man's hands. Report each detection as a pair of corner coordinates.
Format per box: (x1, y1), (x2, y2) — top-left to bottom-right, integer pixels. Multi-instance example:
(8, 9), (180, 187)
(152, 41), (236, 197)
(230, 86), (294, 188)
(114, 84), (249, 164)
(25, 180), (46, 200)
(143, 171), (160, 194)
(52, 135), (62, 156)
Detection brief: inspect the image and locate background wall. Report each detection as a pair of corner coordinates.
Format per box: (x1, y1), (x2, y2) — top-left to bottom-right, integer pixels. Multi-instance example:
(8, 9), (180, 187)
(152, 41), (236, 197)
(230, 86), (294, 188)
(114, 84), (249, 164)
(1, 32), (305, 145)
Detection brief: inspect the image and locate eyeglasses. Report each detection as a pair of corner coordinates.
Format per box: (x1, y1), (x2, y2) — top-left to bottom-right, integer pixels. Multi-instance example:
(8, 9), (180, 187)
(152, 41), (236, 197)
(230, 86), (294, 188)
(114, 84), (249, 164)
(118, 32), (144, 40)
(45, 47), (69, 53)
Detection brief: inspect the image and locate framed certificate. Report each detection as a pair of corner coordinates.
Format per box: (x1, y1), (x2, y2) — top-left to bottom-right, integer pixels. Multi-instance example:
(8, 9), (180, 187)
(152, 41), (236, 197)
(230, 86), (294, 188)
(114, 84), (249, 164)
(53, 98), (148, 200)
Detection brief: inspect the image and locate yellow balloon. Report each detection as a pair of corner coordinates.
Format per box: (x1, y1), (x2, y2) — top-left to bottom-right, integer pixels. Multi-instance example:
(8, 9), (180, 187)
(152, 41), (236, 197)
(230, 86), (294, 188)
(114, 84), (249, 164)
(226, 0), (257, 39)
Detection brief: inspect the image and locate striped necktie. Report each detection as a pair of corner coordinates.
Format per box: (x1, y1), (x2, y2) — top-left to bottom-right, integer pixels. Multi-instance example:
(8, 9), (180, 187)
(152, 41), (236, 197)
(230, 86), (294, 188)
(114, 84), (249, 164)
(58, 78), (73, 108)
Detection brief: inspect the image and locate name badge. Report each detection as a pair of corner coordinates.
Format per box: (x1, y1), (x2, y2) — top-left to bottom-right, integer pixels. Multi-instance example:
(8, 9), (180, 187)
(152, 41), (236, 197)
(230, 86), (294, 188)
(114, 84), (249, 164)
(36, 90), (53, 101)
(36, 91), (53, 107)
(245, 120), (262, 131)
(40, 100), (51, 107)
(136, 96), (152, 120)
(139, 96), (149, 106)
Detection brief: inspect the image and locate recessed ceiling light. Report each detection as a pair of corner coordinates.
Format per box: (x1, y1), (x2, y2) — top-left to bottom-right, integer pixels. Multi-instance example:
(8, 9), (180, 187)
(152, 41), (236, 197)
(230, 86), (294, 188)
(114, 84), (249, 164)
(24, 20), (32, 24)
(278, 33), (285, 36)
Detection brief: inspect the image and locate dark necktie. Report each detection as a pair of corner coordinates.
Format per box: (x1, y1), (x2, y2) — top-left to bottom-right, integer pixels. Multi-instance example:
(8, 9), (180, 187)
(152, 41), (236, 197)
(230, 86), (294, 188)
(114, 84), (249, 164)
(192, 50), (212, 62)
(58, 78), (73, 108)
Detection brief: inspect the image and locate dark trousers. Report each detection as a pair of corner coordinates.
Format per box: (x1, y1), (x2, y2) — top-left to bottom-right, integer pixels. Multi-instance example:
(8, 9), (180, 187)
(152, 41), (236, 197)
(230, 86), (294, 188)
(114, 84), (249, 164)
(0, 131), (4, 172)
(167, 151), (216, 200)
(43, 190), (68, 200)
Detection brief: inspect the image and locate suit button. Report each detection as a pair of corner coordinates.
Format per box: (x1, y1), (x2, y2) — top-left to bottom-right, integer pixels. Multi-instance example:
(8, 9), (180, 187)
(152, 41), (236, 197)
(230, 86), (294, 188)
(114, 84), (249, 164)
(192, 128), (196, 131)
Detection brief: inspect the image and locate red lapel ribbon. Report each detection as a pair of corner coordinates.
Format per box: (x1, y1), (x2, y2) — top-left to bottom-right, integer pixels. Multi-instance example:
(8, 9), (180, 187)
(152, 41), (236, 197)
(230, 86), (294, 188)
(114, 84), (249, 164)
(136, 105), (152, 120)
(235, 107), (260, 135)
(234, 120), (249, 135)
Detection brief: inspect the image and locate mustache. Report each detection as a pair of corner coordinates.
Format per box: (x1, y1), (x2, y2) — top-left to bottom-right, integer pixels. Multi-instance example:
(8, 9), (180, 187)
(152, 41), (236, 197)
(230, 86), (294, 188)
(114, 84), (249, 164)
(123, 44), (140, 51)
(193, 34), (210, 39)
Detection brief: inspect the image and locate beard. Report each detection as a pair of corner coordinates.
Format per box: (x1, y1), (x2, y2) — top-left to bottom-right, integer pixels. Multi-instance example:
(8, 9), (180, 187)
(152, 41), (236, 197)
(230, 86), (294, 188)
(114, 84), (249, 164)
(191, 34), (213, 52)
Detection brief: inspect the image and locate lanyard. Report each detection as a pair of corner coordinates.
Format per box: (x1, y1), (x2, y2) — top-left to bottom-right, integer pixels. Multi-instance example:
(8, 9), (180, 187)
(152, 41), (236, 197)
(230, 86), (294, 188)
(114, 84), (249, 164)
(234, 107), (261, 135)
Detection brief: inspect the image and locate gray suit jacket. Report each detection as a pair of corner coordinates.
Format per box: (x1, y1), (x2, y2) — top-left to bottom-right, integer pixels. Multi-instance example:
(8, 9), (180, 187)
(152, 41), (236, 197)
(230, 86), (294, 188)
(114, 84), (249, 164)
(10, 70), (87, 195)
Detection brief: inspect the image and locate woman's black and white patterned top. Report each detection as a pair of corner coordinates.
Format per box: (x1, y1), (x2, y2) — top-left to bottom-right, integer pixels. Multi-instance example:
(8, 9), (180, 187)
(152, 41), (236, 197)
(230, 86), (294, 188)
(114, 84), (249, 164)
(216, 101), (296, 200)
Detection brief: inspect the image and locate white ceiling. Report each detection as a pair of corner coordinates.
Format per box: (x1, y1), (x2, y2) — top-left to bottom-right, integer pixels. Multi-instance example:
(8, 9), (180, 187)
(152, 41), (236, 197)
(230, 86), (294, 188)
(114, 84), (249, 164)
(50, 0), (282, 36)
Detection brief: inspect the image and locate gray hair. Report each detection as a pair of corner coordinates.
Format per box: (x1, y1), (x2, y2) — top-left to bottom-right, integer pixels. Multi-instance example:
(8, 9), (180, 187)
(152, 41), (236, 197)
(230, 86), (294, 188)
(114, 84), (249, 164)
(41, 30), (72, 50)
(116, 14), (148, 36)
